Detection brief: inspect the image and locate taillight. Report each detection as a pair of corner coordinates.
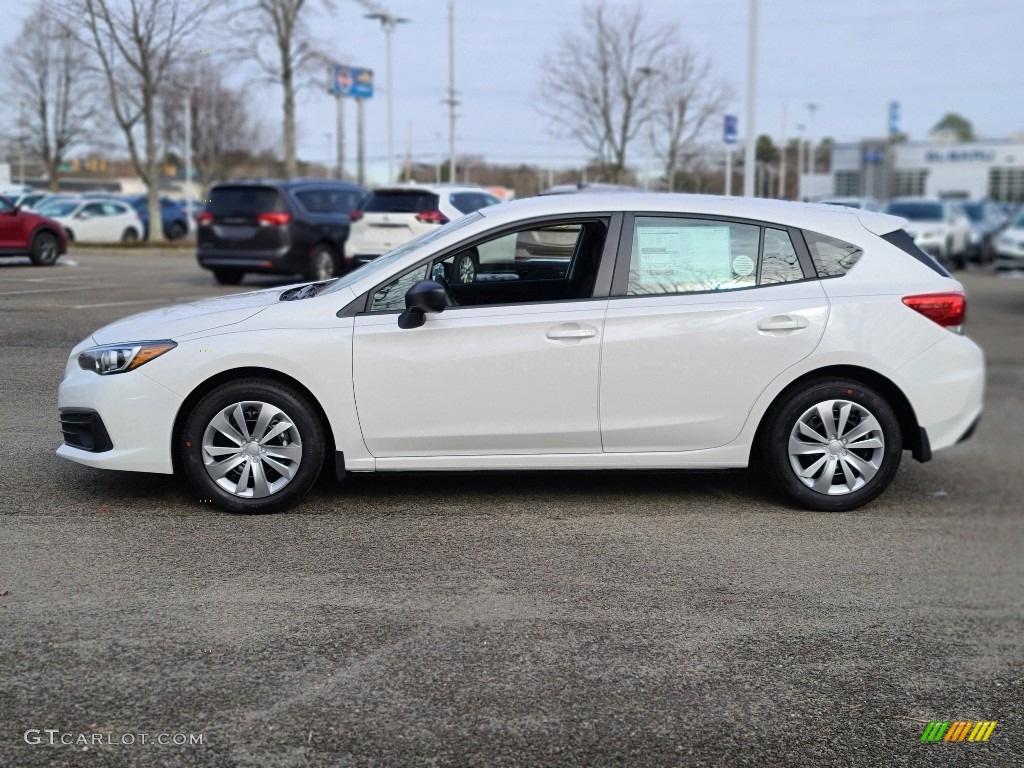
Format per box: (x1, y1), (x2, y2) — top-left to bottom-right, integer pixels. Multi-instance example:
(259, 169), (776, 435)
(415, 209), (449, 224)
(902, 292), (966, 328)
(257, 211), (291, 226)
(196, 211), (213, 225)
(349, 209), (363, 222)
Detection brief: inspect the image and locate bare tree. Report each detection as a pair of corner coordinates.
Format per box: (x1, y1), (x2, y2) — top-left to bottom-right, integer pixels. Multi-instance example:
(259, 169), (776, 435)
(539, 2), (674, 183)
(648, 52), (731, 192)
(62, 0), (212, 241)
(1, 3), (95, 191)
(231, 0), (331, 178)
(162, 62), (267, 189)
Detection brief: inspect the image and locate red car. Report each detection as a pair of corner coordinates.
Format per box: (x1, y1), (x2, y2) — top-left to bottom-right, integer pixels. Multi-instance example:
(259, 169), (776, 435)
(0, 195), (68, 265)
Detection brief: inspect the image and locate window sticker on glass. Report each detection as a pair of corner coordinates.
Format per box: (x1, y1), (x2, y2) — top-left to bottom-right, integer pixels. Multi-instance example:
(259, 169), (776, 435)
(637, 226), (731, 284)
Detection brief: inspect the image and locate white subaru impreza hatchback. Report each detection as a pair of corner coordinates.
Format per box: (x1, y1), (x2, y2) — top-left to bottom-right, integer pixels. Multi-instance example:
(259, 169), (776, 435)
(57, 194), (984, 513)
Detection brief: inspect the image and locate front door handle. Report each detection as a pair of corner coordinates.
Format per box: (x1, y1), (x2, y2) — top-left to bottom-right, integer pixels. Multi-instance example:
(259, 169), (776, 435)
(757, 315), (809, 332)
(546, 323), (598, 341)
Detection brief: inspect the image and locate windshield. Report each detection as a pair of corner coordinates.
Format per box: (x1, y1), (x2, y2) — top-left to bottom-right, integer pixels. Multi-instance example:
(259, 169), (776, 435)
(884, 201), (943, 221)
(38, 202), (79, 217)
(960, 202), (983, 222)
(321, 211), (483, 296)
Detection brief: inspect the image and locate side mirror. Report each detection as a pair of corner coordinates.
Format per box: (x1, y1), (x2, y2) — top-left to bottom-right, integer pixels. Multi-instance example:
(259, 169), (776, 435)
(397, 279), (448, 329)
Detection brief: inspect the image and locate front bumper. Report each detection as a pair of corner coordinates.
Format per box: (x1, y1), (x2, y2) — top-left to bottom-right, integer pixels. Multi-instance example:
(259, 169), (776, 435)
(56, 365), (182, 474)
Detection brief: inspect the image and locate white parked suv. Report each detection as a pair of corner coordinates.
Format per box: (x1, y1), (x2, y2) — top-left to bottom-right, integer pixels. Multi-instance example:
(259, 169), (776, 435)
(882, 197), (971, 269)
(345, 185), (502, 276)
(57, 195), (984, 514)
(994, 207), (1024, 272)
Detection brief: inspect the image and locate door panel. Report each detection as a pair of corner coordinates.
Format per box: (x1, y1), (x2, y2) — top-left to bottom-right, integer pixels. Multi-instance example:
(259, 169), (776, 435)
(353, 302), (607, 457)
(600, 280), (828, 452)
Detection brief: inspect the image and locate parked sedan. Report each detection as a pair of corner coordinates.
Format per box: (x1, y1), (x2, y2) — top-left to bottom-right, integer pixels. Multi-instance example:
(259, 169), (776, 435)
(57, 194), (984, 514)
(43, 199), (145, 243)
(882, 198), (971, 269)
(122, 195), (190, 240)
(994, 208), (1024, 272)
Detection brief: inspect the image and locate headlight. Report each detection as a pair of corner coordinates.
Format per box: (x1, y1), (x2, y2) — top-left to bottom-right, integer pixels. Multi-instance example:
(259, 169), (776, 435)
(78, 340), (177, 375)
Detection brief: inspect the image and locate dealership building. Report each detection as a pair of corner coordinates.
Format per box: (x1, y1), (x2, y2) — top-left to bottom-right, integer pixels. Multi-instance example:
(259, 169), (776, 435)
(822, 138), (1024, 203)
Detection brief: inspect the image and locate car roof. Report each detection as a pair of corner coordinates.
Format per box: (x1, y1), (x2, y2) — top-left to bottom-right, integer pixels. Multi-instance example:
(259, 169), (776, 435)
(477, 193), (904, 236)
(369, 184), (491, 195)
(213, 178), (366, 191)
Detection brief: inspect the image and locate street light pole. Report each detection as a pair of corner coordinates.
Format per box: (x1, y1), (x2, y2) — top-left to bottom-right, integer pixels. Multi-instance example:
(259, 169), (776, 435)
(446, 1), (457, 184)
(365, 9), (410, 184)
(742, 0), (759, 197)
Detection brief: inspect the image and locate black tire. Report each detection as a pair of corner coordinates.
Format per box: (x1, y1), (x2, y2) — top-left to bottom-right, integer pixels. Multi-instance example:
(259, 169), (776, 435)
(304, 244), (337, 282)
(760, 378), (902, 512)
(121, 227), (140, 244)
(180, 378), (326, 514)
(213, 268), (244, 285)
(167, 221), (187, 240)
(29, 231), (60, 266)
(450, 249), (478, 284)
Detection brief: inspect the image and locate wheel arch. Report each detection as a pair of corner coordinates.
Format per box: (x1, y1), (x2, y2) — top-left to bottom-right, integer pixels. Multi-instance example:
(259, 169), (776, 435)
(170, 366), (337, 475)
(750, 364), (924, 464)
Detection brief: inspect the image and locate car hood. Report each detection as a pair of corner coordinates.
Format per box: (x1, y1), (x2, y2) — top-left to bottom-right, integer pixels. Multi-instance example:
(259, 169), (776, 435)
(90, 288), (285, 345)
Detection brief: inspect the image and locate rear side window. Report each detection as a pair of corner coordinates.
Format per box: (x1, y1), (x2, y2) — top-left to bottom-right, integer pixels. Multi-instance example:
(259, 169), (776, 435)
(295, 188), (363, 214)
(760, 228), (804, 284)
(881, 229), (950, 276)
(362, 190), (439, 213)
(802, 230), (863, 277)
(209, 187), (286, 216)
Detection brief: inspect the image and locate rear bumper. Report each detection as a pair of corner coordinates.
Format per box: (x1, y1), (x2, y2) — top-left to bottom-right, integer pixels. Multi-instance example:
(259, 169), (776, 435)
(197, 245), (307, 274)
(895, 332), (985, 454)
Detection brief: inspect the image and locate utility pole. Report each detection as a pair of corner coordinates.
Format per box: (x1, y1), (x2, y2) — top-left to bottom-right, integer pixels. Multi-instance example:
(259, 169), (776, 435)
(795, 122), (805, 201)
(446, 1), (458, 184)
(805, 102), (818, 185)
(742, 0), (759, 197)
(364, 8), (410, 184)
(336, 95), (345, 180)
(356, 98), (366, 185)
(184, 89), (192, 224)
(778, 104), (788, 199)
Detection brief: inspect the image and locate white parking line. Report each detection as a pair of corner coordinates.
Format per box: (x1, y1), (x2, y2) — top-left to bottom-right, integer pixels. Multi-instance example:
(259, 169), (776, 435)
(0, 285), (103, 296)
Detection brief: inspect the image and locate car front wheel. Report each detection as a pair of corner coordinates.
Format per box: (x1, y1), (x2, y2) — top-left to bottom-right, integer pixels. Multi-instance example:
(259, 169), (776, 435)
(762, 379), (902, 511)
(29, 231), (60, 266)
(181, 379), (326, 513)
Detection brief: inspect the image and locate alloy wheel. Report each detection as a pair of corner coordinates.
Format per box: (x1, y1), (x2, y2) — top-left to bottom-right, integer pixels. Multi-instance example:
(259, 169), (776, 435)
(787, 399), (885, 495)
(457, 255), (476, 283)
(313, 249), (333, 281)
(201, 401), (302, 498)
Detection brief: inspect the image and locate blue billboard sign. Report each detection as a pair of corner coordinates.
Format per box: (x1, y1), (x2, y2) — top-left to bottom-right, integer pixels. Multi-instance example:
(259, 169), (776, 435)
(888, 100), (900, 136)
(331, 65), (374, 99)
(723, 114), (738, 144)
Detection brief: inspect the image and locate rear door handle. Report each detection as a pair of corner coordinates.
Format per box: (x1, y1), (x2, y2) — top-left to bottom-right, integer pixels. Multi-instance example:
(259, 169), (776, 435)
(546, 323), (598, 341)
(757, 315), (809, 332)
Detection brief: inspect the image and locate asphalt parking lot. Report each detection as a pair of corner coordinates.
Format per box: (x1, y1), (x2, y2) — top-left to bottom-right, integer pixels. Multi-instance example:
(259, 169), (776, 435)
(1, 248), (1022, 767)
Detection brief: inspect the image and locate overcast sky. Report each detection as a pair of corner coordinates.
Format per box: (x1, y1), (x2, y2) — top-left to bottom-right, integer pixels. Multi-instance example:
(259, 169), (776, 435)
(5, 0), (1021, 184)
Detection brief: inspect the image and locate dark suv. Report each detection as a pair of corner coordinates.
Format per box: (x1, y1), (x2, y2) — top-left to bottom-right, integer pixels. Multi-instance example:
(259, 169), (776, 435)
(196, 179), (367, 285)
(0, 195), (68, 266)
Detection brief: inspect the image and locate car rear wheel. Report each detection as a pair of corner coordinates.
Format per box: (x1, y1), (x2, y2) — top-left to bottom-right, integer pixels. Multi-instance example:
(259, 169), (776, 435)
(451, 250), (478, 284)
(122, 227), (140, 243)
(181, 379), (326, 514)
(761, 379), (902, 511)
(29, 231), (60, 266)
(167, 221), (187, 240)
(212, 268), (244, 285)
(305, 245), (337, 282)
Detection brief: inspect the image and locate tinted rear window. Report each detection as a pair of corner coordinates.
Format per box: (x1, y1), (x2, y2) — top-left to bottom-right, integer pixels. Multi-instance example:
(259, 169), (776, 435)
(362, 191), (439, 213)
(449, 192), (495, 214)
(209, 187), (286, 217)
(881, 229), (950, 276)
